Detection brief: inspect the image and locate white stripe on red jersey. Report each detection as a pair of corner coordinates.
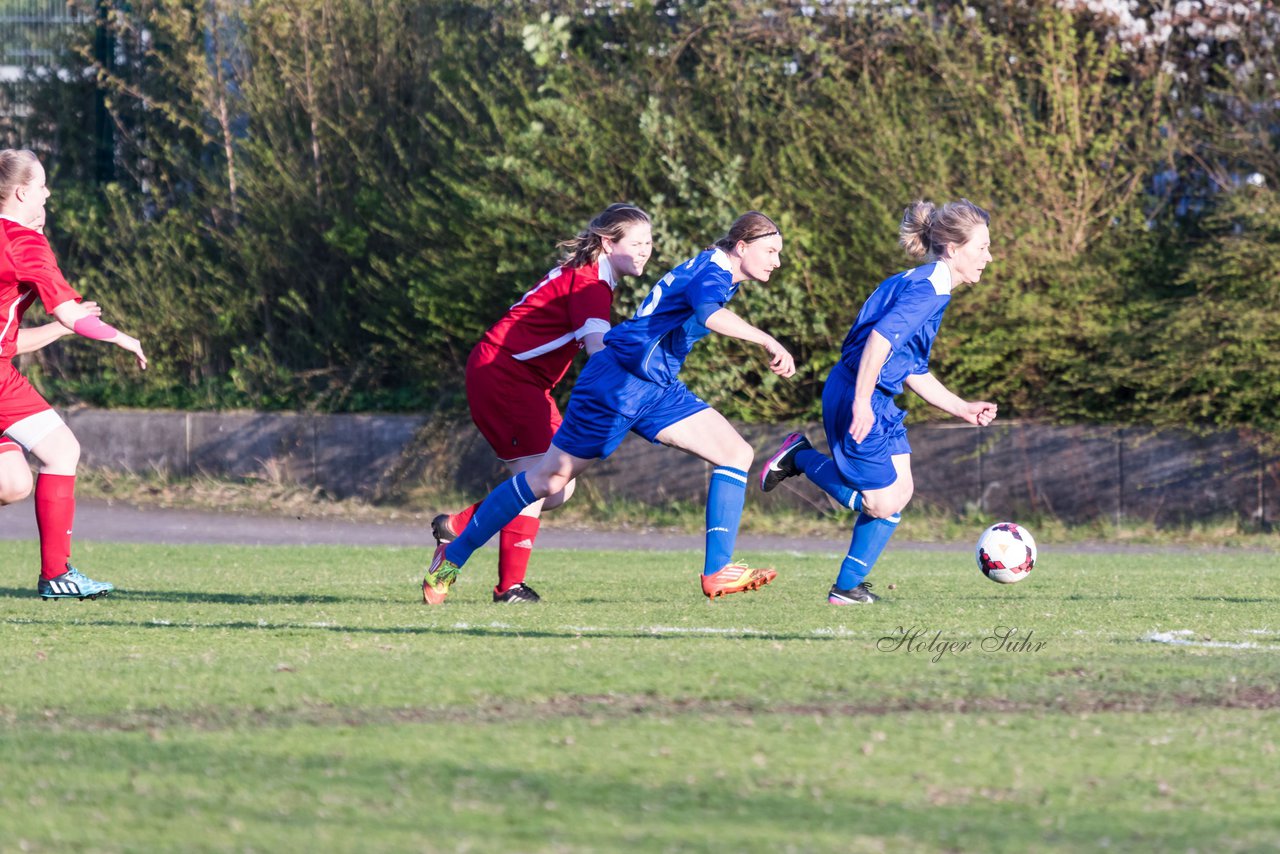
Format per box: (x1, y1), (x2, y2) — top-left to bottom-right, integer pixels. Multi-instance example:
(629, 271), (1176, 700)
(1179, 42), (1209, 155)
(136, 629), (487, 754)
(480, 256), (617, 388)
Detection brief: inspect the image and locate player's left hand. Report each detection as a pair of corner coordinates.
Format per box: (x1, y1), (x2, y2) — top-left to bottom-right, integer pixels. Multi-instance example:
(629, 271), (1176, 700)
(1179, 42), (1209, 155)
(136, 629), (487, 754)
(962, 400), (997, 427)
(115, 333), (148, 371)
(763, 337), (795, 378)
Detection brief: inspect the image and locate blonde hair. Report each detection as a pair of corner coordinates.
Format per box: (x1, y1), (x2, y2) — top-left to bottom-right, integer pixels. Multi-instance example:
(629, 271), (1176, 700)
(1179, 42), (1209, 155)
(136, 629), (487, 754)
(557, 203), (651, 268)
(713, 211), (781, 252)
(0, 149), (40, 204)
(900, 199), (989, 260)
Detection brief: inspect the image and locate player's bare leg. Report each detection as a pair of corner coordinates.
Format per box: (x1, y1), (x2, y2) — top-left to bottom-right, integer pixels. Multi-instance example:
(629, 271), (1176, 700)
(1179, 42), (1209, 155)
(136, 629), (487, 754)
(857, 454), (914, 519)
(0, 441), (33, 505)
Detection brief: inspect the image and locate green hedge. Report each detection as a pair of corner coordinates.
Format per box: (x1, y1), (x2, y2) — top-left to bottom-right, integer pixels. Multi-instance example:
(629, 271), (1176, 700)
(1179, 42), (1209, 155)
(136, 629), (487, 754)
(8, 0), (1280, 438)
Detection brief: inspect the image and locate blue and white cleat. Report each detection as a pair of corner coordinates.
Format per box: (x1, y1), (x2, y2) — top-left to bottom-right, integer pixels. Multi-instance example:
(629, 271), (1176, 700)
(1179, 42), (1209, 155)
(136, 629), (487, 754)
(39, 564), (115, 600)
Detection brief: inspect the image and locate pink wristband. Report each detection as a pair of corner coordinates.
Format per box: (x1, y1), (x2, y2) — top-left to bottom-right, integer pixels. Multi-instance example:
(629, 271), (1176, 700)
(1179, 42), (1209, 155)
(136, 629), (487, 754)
(73, 316), (119, 341)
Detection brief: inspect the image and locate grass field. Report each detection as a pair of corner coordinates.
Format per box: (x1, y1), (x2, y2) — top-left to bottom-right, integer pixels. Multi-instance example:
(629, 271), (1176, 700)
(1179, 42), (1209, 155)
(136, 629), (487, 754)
(1, 537), (1277, 852)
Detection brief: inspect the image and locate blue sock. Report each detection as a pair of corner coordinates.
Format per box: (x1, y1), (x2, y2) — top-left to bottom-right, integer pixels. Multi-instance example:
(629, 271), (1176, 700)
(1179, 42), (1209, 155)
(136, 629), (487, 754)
(835, 511), (900, 589)
(445, 472), (538, 567)
(704, 466), (748, 575)
(795, 448), (861, 511)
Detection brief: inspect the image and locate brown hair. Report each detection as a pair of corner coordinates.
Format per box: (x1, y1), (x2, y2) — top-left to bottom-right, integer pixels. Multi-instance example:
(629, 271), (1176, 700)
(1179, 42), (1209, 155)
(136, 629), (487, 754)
(712, 211), (781, 252)
(557, 203), (651, 268)
(899, 199), (989, 260)
(0, 149), (39, 204)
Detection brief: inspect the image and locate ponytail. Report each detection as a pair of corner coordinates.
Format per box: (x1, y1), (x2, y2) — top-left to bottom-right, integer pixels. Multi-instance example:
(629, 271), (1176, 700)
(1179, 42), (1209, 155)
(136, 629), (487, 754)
(899, 198), (989, 260)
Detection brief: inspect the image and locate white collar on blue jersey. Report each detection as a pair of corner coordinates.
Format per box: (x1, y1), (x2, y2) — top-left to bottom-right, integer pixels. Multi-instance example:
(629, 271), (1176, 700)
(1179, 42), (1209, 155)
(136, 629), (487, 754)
(710, 247), (732, 271)
(598, 254), (618, 290)
(926, 260), (953, 295)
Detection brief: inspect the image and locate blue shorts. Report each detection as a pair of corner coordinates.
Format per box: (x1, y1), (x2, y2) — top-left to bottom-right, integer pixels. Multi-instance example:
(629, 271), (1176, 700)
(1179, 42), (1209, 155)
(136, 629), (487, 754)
(822, 363), (911, 491)
(551, 349), (710, 460)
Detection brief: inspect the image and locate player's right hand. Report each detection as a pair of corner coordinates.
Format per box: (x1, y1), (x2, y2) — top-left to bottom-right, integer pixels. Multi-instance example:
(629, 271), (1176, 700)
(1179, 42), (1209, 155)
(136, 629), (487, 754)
(763, 338), (795, 378)
(964, 400), (997, 427)
(116, 334), (148, 371)
(850, 398), (875, 444)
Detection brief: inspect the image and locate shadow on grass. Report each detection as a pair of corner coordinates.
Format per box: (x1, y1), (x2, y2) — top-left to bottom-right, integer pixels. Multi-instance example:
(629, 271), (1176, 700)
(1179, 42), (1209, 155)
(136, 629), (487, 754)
(0, 587), (367, 606)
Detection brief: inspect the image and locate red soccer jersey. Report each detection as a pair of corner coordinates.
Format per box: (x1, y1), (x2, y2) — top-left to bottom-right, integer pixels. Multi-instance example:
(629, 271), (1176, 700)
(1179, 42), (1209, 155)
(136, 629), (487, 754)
(0, 219), (80, 361)
(479, 256), (618, 388)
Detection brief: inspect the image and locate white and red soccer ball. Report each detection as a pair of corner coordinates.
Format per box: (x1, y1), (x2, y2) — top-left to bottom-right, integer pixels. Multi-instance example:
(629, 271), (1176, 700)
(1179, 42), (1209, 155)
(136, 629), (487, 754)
(976, 522), (1037, 584)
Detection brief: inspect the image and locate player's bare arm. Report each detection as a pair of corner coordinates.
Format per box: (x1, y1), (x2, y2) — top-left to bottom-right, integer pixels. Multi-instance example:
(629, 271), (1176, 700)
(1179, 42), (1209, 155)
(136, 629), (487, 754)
(904, 372), (997, 426)
(51, 298), (148, 370)
(702, 307), (795, 378)
(850, 330), (892, 443)
(13, 303), (100, 355)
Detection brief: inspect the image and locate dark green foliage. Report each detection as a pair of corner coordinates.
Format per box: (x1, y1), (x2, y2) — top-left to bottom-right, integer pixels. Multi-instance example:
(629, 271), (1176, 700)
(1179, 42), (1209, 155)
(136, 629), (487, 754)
(7, 0), (1280, 429)
(1135, 187), (1280, 434)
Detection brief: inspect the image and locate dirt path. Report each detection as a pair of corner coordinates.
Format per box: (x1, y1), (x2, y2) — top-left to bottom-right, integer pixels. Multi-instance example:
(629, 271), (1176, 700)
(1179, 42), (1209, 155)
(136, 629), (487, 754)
(0, 498), (860, 552)
(0, 498), (1254, 555)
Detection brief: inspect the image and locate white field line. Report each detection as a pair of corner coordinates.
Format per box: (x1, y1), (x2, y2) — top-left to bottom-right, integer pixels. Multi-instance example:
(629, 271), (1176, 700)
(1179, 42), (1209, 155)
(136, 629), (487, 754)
(453, 621), (862, 637)
(456, 621), (772, 636)
(11, 615), (1278, 647)
(574, 625), (768, 636)
(1, 616), (856, 639)
(1140, 629), (1280, 650)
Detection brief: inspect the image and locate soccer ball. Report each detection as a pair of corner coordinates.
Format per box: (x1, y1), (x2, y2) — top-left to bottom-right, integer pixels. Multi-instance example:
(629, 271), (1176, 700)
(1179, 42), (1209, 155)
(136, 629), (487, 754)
(976, 522), (1037, 584)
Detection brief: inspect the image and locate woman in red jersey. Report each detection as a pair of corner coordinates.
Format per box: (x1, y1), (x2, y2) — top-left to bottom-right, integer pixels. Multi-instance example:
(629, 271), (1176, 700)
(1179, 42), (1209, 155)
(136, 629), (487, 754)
(0, 149), (147, 599)
(0, 314), (103, 497)
(431, 203), (652, 603)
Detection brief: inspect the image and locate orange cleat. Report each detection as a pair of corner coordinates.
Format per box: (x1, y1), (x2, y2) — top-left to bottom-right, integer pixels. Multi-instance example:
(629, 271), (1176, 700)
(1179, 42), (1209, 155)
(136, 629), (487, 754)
(701, 560), (777, 599)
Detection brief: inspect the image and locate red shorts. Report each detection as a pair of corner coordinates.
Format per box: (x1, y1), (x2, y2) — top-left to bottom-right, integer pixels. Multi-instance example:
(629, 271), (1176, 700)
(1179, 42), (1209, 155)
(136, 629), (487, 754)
(465, 341), (561, 462)
(0, 360), (54, 435)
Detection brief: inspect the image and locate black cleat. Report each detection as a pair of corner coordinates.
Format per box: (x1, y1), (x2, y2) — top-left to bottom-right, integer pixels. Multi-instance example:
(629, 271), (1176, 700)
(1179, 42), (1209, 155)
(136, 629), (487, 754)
(431, 513), (458, 544)
(760, 432), (812, 492)
(493, 583), (541, 604)
(828, 582), (880, 605)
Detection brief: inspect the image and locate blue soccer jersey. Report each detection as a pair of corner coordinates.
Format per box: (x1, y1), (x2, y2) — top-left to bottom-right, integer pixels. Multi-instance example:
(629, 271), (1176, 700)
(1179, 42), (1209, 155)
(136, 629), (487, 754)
(604, 248), (739, 386)
(840, 261), (952, 395)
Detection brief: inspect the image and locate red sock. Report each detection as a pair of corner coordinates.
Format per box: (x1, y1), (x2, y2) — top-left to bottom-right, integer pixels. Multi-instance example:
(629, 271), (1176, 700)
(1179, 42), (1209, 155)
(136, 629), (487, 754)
(497, 514), (540, 594)
(449, 502), (479, 534)
(35, 473), (76, 580)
